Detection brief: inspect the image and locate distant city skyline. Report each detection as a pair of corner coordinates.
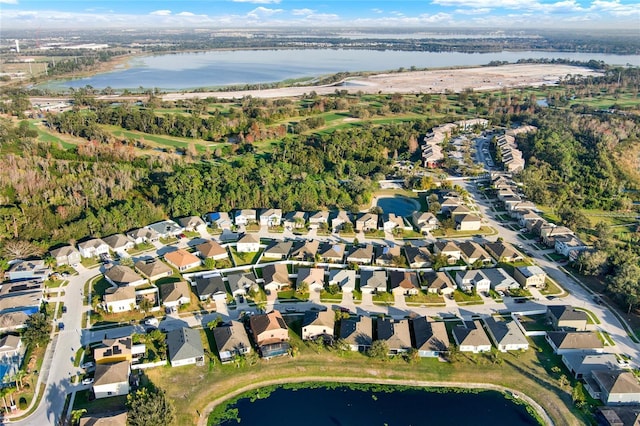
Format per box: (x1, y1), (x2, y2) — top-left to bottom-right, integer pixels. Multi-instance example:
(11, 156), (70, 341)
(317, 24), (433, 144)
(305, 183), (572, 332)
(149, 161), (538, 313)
(1, 0), (639, 30)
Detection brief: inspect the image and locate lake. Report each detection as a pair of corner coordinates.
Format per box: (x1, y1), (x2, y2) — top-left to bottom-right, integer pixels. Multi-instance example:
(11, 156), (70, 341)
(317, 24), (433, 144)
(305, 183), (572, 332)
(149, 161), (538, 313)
(44, 49), (640, 91)
(212, 384), (541, 425)
(376, 196), (419, 217)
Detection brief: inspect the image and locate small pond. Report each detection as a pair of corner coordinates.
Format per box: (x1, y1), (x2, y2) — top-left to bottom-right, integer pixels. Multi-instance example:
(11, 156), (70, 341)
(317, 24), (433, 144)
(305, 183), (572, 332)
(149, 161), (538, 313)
(376, 196), (419, 216)
(211, 384), (541, 425)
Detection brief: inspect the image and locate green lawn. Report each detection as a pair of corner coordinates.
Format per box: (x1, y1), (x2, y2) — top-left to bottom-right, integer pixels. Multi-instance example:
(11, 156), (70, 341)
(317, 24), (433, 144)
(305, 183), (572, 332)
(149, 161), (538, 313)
(93, 277), (113, 297)
(372, 292), (395, 304)
(405, 292), (446, 305)
(106, 125), (209, 152)
(230, 247), (263, 266)
(72, 390), (127, 415)
(28, 120), (76, 149)
(277, 290), (309, 301)
(540, 279), (564, 296)
(453, 290), (483, 304)
(574, 307), (601, 325)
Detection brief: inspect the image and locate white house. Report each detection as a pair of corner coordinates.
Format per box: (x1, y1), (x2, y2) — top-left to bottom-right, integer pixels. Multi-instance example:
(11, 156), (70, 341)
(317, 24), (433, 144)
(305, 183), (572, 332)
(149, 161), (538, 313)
(205, 212), (233, 230)
(301, 310), (335, 341)
(234, 209), (256, 226)
(412, 211), (439, 233)
(177, 216), (207, 233)
(78, 238), (109, 258)
(236, 233), (260, 253)
(146, 220), (183, 238)
(160, 281), (192, 308)
(92, 361), (130, 399)
(453, 321), (492, 353)
(456, 270), (491, 293)
(328, 269), (356, 293)
(259, 209), (282, 227)
(167, 327), (205, 367)
(359, 270), (387, 294)
(483, 317), (529, 352)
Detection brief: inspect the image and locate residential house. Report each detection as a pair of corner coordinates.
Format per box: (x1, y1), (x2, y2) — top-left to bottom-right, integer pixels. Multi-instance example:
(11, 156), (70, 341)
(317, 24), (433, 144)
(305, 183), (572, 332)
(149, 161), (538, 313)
(226, 272), (259, 297)
(134, 259), (173, 282)
(79, 412), (127, 426)
(127, 227), (159, 245)
(102, 234), (134, 257)
(177, 216), (207, 233)
(411, 317), (449, 358)
(318, 242), (346, 263)
(234, 209), (256, 226)
(283, 211), (307, 229)
(548, 306), (588, 331)
(412, 211), (439, 233)
(49, 245), (81, 267)
(562, 353), (619, 379)
(389, 270), (420, 296)
(514, 265), (547, 288)
(456, 270), (491, 294)
(519, 211), (543, 228)
(301, 310), (335, 341)
(213, 321), (252, 363)
(346, 244), (374, 264)
(458, 241), (492, 265)
(555, 235), (589, 260)
(404, 246), (432, 268)
(432, 241), (461, 264)
(92, 361), (130, 399)
(483, 317), (529, 352)
(6, 259), (51, 282)
(164, 249), (201, 272)
(328, 269), (356, 293)
(546, 331), (604, 354)
(439, 197), (461, 214)
(340, 315), (373, 352)
(261, 264), (290, 294)
(104, 286), (136, 313)
(296, 267), (325, 293)
(592, 370), (640, 406)
(308, 211), (330, 228)
(262, 240), (293, 260)
(484, 242), (523, 263)
(541, 225), (574, 247)
(453, 321), (492, 353)
(290, 240), (320, 261)
(94, 337), (132, 365)
(195, 240), (228, 261)
(359, 270), (387, 294)
(455, 214), (482, 231)
(331, 210), (352, 232)
(483, 268), (520, 292)
(104, 265), (146, 287)
(146, 220), (182, 238)
(382, 213), (408, 232)
(0, 335), (21, 360)
(374, 244), (402, 266)
(78, 238), (109, 258)
(167, 327), (205, 367)
(205, 212), (233, 230)
(249, 310), (290, 359)
(259, 209), (282, 227)
(355, 213), (378, 232)
(449, 204), (472, 218)
(236, 233), (260, 253)
(377, 318), (412, 354)
(194, 275), (227, 302)
(422, 271), (455, 296)
(160, 281), (192, 308)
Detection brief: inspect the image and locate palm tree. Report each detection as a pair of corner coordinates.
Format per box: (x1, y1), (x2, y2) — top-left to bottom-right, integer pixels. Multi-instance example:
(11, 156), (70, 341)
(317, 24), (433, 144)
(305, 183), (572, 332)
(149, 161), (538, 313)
(70, 408), (87, 425)
(14, 370), (26, 391)
(0, 387), (10, 413)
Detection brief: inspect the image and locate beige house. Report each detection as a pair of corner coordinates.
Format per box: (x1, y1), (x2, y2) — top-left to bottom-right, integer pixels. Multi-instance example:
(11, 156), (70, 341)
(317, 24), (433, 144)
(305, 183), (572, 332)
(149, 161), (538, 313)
(213, 321), (252, 363)
(50, 245), (81, 266)
(104, 286), (136, 313)
(160, 281), (192, 308)
(548, 306), (588, 331)
(433, 241), (461, 264)
(346, 244), (374, 264)
(301, 310), (335, 341)
(412, 317), (449, 358)
(177, 216), (206, 233)
(340, 315), (373, 352)
(485, 242), (523, 263)
(355, 213), (378, 232)
(377, 318), (412, 354)
(249, 310), (289, 347)
(412, 211), (439, 233)
(164, 249), (201, 272)
(236, 233), (260, 253)
(92, 361), (130, 399)
(388, 270), (420, 296)
(453, 321), (492, 353)
(546, 331), (604, 354)
(135, 259), (173, 282)
(196, 240), (228, 260)
(290, 240), (320, 261)
(404, 246), (432, 268)
(514, 265), (547, 288)
(79, 412), (127, 426)
(422, 271), (455, 296)
(592, 370), (640, 406)
(262, 263), (290, 293)
(296, 267), (325, 293)
(104, 265), (147, 287)
(455, 214), (482, 231)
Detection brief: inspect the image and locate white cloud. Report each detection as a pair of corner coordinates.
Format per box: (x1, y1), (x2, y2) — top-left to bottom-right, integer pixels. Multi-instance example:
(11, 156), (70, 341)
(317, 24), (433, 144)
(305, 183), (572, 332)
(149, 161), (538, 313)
(372, 8), (383, 14)
(150, 10), (172, 16)
(177, 12), (195, 16)
(247, 7), (283, 20)
(454, 8), (491, 15)
(291, 8), (315, 16)
(0, 0), (18, 4)
(432, 0), (531, 8)
(233, 0), (281, 3)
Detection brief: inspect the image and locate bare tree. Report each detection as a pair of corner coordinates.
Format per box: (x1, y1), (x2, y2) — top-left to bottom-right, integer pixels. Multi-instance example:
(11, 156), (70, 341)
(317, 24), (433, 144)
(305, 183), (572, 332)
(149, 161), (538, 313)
(1, 240), (43, 260)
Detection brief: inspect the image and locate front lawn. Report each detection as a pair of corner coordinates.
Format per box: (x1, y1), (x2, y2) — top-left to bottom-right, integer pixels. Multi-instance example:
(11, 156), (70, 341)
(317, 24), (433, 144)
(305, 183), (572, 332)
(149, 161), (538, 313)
(92, 277), (113, 297)
(127, 242), (155, 255)
(540, 279), (564, 296)
(508, 287), (532, 298)
(73, 390), (127, 415)
(277, 290), (309, 301)
(372, 292), (395, 304)
(453, 290), (483, 304)
(80, 257), (100, 268)
(517, 315), (554, 332)
(405, 292), (445, 305)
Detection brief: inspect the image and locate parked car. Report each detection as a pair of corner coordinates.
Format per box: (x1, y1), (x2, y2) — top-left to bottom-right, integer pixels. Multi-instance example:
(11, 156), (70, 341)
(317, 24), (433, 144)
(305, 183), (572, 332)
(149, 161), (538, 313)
(58, 322), (65, 331)
(82, 377), (94, 385)
(61, 306), (67, 313)
(81, 361), (95, 370)
(143, 317), (159, 327)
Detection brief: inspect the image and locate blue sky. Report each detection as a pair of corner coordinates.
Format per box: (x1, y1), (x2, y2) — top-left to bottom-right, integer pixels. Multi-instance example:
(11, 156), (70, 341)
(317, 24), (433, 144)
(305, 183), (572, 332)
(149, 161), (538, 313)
(1, 0), (639, 29)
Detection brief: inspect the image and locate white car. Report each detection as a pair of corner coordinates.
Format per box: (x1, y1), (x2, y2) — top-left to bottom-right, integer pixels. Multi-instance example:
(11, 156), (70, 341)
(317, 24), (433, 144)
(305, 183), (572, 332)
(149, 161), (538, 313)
(82, 377), (94, 385)
(144, 317), (159, 327)
(80, 361), (95, 370)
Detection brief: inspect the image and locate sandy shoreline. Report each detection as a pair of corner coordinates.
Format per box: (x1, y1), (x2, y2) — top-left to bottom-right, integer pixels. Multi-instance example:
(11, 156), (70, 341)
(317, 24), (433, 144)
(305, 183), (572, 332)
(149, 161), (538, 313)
(196, 376), (553, 426)
(163, 63), (601, 101)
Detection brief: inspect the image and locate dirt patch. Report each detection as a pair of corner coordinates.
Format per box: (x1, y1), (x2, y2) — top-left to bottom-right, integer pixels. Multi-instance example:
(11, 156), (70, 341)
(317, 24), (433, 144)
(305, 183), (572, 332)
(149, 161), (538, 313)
(162, 63), (602, 101)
